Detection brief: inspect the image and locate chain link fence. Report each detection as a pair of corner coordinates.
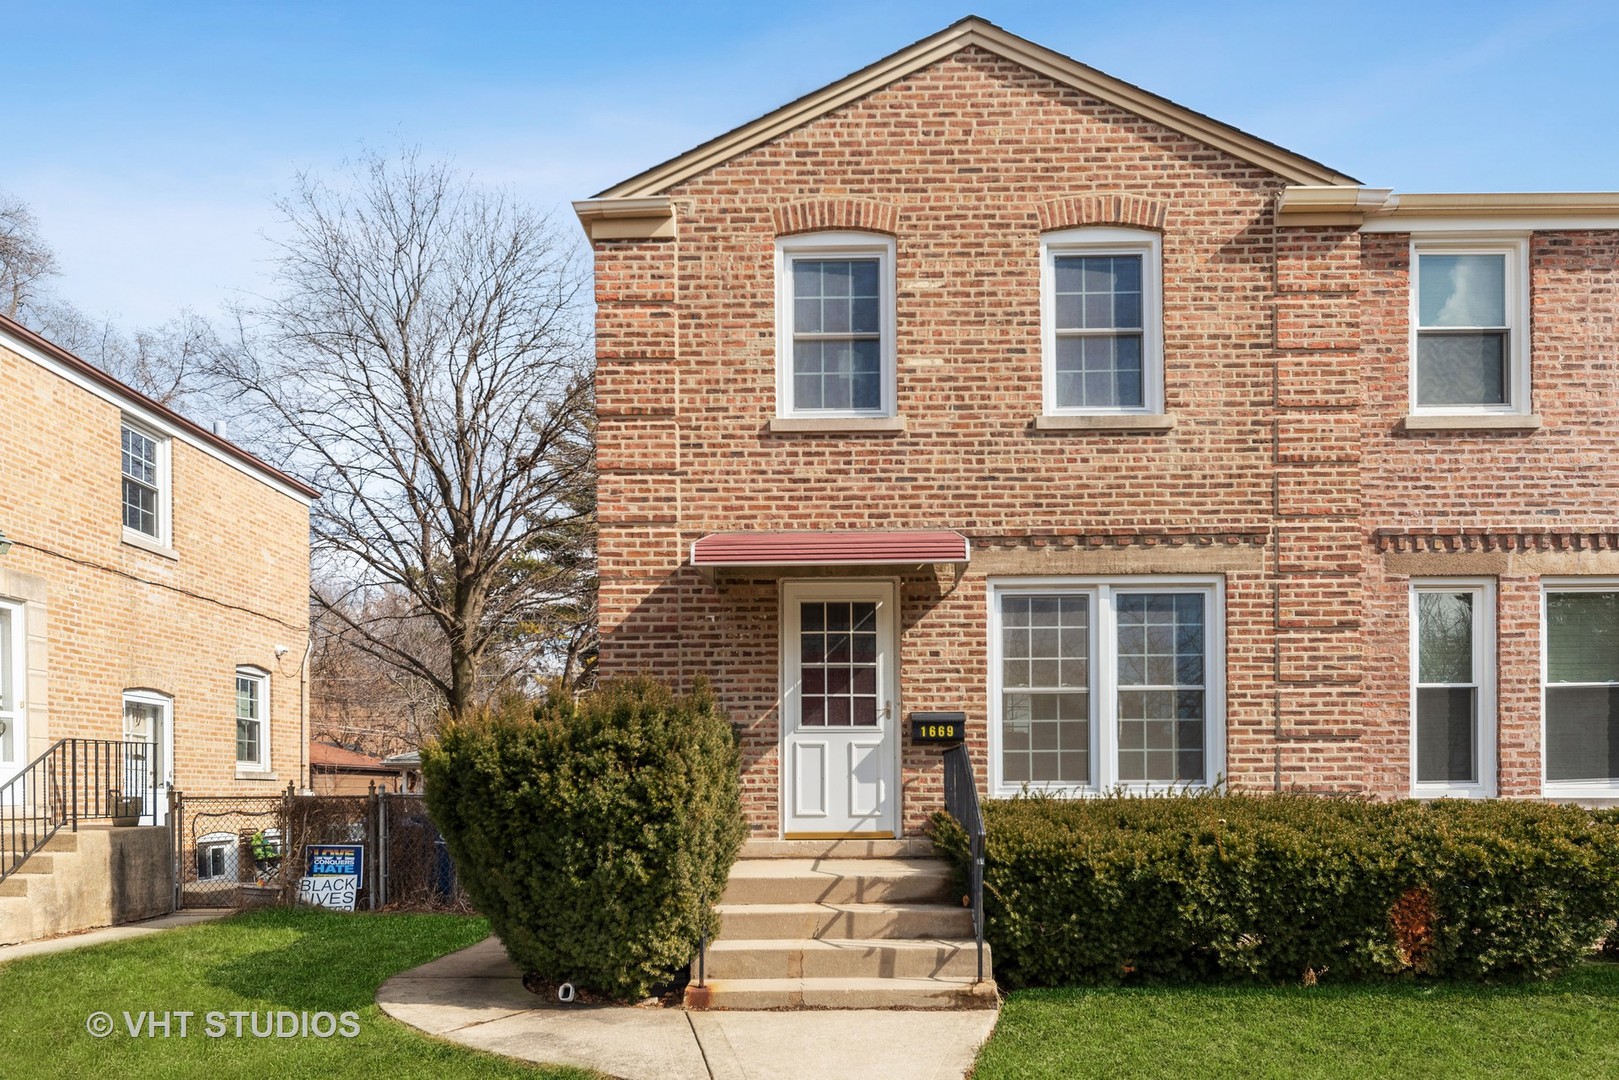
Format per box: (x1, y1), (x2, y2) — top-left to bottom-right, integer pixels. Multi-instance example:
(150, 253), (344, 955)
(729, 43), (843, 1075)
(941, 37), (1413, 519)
(173, 789), (470, 912)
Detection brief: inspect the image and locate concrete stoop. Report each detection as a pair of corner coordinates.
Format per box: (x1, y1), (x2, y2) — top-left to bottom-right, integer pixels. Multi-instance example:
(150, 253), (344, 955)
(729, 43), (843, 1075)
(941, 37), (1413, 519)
(0, 824), (172, 945)
(687, 840), (997, 1010)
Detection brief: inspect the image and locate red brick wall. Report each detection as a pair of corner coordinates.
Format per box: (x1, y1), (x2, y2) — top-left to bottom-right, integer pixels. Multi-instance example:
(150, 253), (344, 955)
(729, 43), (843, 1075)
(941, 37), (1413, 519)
(590, 46), (1618, 831)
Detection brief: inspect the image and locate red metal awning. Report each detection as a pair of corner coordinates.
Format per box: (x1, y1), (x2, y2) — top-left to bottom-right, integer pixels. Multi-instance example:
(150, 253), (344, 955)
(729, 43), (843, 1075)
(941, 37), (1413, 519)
(690, 530), (971, 568)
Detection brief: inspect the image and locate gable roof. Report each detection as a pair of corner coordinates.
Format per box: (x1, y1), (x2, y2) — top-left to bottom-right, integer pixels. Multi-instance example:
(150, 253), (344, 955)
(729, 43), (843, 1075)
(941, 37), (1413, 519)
(593, 15), (1359, 199)
(0, 311), (318, 503)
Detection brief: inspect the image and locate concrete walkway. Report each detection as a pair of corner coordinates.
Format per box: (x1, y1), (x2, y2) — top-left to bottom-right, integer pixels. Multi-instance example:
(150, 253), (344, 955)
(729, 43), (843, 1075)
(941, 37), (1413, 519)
(377, 936), (999, 1080)
(0, 908), (235, 963)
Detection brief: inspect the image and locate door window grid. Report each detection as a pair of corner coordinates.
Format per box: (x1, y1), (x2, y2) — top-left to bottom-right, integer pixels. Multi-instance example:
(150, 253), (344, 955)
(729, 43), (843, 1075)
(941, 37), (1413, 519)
(799, 601), (880, 727)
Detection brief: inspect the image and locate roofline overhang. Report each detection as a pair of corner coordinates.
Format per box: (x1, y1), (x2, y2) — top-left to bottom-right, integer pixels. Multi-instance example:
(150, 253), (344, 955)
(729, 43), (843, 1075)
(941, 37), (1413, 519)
(572, 196), (676, 241)
(1279, 187), (1619, 231)
(588, 16), (1358, 203)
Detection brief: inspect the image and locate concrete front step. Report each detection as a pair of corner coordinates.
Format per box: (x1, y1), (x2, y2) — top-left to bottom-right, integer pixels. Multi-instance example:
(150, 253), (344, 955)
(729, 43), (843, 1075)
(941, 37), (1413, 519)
(703, 937), (989, 981)
(721, 859), (955, 906)
(0, 830), (81, 858)
(716, 901), (973, 941)
(740, 838), (936, 860)
(0, 876), (29, 897)
(687, 975), (998, 1011)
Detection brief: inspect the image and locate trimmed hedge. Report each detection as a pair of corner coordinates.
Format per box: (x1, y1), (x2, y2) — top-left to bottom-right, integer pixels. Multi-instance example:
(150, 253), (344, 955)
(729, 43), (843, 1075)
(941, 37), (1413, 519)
(933, 794), (1619, 987)
(423, 677), (745, 1000)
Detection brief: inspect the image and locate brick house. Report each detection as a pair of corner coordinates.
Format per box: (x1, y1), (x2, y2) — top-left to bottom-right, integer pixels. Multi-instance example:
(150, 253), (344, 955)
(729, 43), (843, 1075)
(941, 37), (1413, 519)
(0, 312), (315, 819)
(576, 17), (1619, 840)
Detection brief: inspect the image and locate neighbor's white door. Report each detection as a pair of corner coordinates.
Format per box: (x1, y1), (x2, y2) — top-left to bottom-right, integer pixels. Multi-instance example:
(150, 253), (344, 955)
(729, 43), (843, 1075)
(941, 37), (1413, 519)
(122, 692), (173, 825)
(0, 600), (26, 800)
(781, 580), (899, 837)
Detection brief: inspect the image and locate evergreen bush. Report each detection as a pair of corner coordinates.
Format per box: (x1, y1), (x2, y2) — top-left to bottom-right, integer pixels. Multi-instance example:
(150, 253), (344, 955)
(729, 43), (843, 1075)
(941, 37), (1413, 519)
(423, 676), (745, 1000)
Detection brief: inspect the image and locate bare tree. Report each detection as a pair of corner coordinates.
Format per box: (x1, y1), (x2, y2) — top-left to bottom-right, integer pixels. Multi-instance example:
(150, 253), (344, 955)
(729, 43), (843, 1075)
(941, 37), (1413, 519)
(310, 591), (445, 757)
(215, 150), (594, 720)
(0, 192), (60, 320)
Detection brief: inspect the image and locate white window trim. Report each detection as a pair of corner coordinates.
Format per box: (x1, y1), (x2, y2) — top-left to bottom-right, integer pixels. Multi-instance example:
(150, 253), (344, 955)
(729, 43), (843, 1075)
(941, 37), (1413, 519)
(1040, 227), (1165, 417)
(120, 417), (172, 549)
(0, 598), (26, 768)
(1408, 579), (1497, 799)
(986, 575), (1225, 797)
(1540, 577), (1619, 798)
(1407, 234), (1530, 417)
(235, 666), (270, 772)
(774, 231), (898, 419)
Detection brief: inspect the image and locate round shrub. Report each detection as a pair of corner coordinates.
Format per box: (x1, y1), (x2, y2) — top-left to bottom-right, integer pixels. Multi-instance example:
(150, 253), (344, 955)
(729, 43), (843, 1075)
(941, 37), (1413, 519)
(423, 676), (745, 1000)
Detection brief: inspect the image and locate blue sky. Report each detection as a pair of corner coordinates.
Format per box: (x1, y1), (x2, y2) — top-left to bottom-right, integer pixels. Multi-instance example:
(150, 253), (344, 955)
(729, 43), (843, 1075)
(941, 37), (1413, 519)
(9, 1), (1618, 327)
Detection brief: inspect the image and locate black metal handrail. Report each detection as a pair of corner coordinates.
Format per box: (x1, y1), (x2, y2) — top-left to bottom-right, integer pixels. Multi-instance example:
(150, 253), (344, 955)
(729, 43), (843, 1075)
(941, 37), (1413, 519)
(1, 738), (159, 883)
(942, 742), (986, 983)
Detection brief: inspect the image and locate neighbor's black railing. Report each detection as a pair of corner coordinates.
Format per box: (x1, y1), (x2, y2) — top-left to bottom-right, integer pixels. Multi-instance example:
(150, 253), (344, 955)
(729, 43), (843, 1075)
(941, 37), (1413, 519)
(942, 742), (987, 983)
(1, 738), (159, 883)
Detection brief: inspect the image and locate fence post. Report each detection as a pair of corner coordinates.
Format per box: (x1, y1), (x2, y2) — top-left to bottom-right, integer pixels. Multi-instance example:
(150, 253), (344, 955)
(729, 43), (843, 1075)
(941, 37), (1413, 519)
(171, 789), (183, 911)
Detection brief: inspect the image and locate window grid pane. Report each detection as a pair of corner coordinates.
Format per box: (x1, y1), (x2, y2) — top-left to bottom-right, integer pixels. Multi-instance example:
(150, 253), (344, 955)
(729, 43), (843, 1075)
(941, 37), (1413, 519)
(799, 601), (880, 728)
(122, 426), (162, 537)
(236, 674), (263, 764)
(1115, 593), (1205, 783)
(791, 258), (882, 413)
(1000, 594), (1090, 785)
(1052, 254), (1145, 409)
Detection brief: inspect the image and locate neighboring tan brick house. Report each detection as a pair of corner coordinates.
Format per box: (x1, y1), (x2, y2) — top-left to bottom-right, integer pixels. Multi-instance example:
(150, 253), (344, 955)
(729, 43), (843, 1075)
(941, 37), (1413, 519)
(575, 17), (1619, 839)
(0, 312), (315, 821)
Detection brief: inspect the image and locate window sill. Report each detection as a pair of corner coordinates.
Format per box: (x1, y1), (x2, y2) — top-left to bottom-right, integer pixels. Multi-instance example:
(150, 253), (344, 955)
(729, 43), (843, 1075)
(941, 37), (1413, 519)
(1541, 783), (1619, 802)
(121, 530), (178, 560)
(1411, 786), (1493, 800)
(236, 768), (278, 782)
(1402, 413), (1542, 432)
(1034, 413), (1177, 432)
(768, 416), (906, 434)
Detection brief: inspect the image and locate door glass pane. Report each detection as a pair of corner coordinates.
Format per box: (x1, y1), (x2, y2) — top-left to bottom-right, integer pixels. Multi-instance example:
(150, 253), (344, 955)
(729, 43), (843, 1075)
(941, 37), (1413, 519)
(1116, 593), (1205, 783)
(800, 601), (880, 728)
(1000, 594), (1089, 785)
(1418, 254), (1506, 327)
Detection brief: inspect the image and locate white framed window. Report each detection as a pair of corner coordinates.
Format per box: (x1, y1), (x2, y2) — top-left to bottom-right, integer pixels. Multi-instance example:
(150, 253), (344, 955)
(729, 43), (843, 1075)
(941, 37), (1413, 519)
(1409, 579), (1496, 798)
(1409, 236), (1530, 414)
(121, 419), (171, 544)
(1040, 227), (1164, 416)
(196, 832), (238, 882)
(0, 599), (25, 771)
(235, 667), (269, 770)
(1542, 580), (1619, 796)
(775, 231), (897, 418)
(988, 576), (1224, 795)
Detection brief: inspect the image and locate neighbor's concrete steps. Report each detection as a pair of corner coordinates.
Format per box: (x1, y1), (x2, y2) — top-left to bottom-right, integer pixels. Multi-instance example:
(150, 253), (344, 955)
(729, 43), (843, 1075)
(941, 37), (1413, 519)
(687, 839), (996, 1010)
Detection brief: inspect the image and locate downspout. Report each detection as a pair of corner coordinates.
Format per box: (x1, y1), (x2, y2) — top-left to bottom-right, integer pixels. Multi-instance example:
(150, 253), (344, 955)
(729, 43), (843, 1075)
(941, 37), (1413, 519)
(299, 633), (314, 794)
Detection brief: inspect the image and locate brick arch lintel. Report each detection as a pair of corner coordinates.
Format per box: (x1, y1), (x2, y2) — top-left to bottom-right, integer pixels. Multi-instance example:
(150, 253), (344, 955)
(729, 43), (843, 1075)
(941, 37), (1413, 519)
(772, 199), (900, 237)
(1037, 194), (1168, 233)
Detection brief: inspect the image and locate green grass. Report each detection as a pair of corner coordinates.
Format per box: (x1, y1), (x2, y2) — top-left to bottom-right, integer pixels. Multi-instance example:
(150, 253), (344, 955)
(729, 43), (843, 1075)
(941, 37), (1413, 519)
(973, 961), (1619, 1080)
(0, 908), (598, 1079)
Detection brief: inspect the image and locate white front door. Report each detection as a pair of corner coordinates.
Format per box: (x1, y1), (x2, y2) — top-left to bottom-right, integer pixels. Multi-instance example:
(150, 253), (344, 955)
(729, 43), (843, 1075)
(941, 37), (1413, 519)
(781, 580), (899, 837)
(122, 692), (173, 825)
(0, 600), (26, 798)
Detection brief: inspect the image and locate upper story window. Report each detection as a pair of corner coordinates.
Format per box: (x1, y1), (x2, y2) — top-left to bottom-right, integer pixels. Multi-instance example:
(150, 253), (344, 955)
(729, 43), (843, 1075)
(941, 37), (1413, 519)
(121, 420), (170, 544)
(1410, 237), (1529, 413)
(775, 232), (896, 418)
(1041, 228), (1164, 416)
(235, 667), (269, 770)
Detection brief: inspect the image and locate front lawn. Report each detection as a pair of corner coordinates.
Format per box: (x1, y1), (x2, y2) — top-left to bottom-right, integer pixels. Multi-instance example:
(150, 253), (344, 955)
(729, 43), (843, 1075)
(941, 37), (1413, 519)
(0, 907), (596, 1079)
(974, 961), (1619, 1079)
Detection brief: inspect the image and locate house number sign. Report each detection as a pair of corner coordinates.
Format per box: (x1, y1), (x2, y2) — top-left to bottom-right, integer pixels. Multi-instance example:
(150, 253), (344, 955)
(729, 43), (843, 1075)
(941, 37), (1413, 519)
(909, 712), (966, 745)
